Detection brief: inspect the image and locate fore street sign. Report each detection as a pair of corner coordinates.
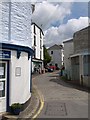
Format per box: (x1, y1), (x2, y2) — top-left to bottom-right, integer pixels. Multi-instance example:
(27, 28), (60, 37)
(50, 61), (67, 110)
(0, 50), (11, 59)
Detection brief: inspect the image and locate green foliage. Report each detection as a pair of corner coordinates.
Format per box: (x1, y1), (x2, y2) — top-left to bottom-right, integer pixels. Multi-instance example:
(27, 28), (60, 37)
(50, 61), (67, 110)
(10, 103), (22, 110)
(43, 45), (51, 67)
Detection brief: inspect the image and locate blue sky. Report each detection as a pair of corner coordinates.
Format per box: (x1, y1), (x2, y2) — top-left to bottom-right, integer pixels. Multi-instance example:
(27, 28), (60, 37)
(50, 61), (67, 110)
(63, 2), (88, 23)
(51, 2), (88, 26)
(32, 1), (88, 47)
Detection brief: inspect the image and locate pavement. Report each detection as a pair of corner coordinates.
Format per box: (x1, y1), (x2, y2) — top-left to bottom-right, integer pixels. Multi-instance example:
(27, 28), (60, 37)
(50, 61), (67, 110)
(1, 76), (42, 120)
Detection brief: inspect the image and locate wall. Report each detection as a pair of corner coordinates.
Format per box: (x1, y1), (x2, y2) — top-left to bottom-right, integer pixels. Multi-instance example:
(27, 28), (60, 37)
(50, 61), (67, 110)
(64, 41), (74, 79)
(73, 27), (88, 54)
(10, 50), (31, 105)
(0, 2), (32, 47)
(48, 49), (62, 68)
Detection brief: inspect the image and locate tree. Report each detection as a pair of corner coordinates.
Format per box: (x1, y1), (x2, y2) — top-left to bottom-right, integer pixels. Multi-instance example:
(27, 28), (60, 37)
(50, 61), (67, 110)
(43, 45), (51, 67)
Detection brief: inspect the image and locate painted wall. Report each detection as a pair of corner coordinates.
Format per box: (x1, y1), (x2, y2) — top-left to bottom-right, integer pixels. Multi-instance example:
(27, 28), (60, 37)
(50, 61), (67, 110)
(63, 41), (74, 79)
(48, 49), (62, 68)
(0, 2), (32, 47)
(10, 50), (31, 105)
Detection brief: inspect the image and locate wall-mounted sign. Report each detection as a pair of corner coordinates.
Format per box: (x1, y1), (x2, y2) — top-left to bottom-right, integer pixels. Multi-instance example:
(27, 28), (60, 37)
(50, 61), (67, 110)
(0, 50), (11, 59)
(15, 67), (21, 76)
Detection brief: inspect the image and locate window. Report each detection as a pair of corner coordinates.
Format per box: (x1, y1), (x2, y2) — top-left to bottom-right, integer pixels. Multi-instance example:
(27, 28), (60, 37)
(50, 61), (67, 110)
(40, 40), (42, 49)
(40, 51), (42, 59)
(51, 51), (53, 54)
(34, 35), (36, 46)
(34, 24), (36, 34)
(34, 48), (36, 58)
(40, 30), (42, 38)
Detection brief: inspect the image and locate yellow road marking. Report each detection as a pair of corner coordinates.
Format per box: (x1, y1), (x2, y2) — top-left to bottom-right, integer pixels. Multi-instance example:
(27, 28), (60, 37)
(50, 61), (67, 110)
(31, 87), (44, 120)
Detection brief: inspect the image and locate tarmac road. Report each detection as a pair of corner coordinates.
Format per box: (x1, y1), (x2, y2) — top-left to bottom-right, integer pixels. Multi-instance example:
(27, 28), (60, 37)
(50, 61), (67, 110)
(33, 71), (88, 119)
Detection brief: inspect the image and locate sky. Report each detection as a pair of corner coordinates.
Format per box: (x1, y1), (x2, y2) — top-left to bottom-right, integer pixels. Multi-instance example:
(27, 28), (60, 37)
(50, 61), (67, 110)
(31, 1), (88, 47)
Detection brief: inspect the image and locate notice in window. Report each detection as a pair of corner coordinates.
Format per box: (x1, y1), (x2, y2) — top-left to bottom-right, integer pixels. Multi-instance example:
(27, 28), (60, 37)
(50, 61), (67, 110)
(0, 82), (4, 91)
(0, 67), (4, 76)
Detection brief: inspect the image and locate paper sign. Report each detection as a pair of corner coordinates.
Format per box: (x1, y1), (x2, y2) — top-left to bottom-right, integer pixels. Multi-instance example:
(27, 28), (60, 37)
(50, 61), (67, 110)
(0, 67), (4, 76)
(0, 82), (3, 91)
(15, 67), (21, 76)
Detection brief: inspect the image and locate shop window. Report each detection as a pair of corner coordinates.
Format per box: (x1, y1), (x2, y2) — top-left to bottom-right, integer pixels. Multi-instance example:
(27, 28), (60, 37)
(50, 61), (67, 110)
(0, 81), (5, 97)
(0, 63), (5, 79)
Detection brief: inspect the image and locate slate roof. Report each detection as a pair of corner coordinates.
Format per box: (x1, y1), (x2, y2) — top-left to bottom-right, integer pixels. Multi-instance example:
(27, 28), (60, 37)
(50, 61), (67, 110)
(48, 44), (63, 50)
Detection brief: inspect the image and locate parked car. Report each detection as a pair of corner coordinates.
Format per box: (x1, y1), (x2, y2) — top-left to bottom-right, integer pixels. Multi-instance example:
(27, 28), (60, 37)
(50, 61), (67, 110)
(45, 66), (54, 72)
(49, 65), (56, 70)
(48, 68), (53, 72)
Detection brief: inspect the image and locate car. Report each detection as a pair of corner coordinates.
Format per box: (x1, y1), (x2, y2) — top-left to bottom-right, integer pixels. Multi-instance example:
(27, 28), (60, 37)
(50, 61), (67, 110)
(48, 68), (53, 72)
(49, 65), (56, 70)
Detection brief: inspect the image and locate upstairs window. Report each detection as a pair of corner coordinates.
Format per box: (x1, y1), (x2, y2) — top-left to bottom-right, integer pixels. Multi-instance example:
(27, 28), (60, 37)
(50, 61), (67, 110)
(40, 40), (42, 49)
(51, 51), (53, 54)
(34, 24), (36, 34)
(40, 30), (42, 38)
(34, 35), (36, 46)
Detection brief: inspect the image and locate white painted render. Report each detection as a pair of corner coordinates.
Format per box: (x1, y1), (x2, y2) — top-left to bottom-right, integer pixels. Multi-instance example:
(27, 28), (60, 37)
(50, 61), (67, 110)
(10, 50), (31, 105)
(0, 2), (33, 112)
(48, 49), (62, 68)
(63, 40), (74, 79)
(0, 2), (32, 47)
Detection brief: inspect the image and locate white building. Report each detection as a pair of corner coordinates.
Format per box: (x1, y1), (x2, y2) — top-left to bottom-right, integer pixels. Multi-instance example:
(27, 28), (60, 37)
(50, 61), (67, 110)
(63, 39), (74, 79)
(0, 2), (34, 113)
(47, 44), (63, 69)
(31, 23), (44, 73)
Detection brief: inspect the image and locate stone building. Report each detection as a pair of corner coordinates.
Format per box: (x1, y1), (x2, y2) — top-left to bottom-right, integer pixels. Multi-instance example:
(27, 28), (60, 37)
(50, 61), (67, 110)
(70, 26), (90, 87)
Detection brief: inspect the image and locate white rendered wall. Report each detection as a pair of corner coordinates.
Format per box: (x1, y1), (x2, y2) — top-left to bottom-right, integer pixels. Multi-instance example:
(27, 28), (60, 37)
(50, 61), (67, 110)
(10, 51), (31, 105)
(64, 41), (74, 78)
(0, 2), (32, 47)
(48, 49), (62, 68)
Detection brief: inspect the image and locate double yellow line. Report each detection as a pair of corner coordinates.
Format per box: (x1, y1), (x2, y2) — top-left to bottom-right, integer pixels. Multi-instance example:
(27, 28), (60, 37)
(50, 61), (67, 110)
(32, 86), (44, 119)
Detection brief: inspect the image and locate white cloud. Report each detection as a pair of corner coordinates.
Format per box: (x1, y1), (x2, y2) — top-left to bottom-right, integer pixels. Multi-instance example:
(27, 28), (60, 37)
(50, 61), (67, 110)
(45, 17), (88, 47)
(32, 1), (73, 30)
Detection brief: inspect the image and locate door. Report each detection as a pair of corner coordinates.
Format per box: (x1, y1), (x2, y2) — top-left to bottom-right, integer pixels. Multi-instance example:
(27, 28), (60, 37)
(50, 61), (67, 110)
(0, 61), (7, 112)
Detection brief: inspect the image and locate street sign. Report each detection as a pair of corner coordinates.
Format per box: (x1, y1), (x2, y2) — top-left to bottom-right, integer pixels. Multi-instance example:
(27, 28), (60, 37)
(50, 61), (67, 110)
(0, 50), (11, 59)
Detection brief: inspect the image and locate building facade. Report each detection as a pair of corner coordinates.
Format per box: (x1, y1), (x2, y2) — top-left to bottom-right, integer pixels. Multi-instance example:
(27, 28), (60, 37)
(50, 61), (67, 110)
(0, 2), (34, 113)
(70, 26), (90, 87)
(48, 44), (63, 69)
(63, 39), (74, 79)
(31, 23), (44, 73)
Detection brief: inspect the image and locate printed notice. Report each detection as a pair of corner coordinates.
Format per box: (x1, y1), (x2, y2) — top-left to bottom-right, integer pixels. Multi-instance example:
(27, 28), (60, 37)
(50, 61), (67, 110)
(0, 82), (3, 91)
(15, 67), (21, 76)
(0, 67), (4, 76)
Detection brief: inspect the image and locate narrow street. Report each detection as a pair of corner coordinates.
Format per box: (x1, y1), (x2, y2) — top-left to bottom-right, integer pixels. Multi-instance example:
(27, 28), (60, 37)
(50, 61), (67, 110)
(33, 71), (88, 119)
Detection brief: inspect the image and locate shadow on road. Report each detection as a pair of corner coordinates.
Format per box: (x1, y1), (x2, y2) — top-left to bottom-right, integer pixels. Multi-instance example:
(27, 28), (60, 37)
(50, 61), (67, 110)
(49, 75), (89, 93)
